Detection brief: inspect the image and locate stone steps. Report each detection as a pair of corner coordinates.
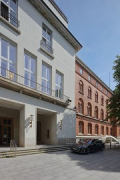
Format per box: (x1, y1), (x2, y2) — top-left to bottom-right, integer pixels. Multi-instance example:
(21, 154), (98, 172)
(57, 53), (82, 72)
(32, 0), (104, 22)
(0, 146), (70, 158)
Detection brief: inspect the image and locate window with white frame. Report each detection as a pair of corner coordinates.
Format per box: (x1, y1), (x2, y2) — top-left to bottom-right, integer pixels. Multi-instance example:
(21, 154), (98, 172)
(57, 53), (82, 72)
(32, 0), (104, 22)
(42, 24), (52, 54)
(1, 0), (18, 27)
(0, 38), (16, 80)
(88, 75), (91, 81)
(24, 53), (36, 89)
(80, 68), (83, 75)
(42, 63), (51, 95)
(55, 72), (63, 99)
(96, 81), (98, 87)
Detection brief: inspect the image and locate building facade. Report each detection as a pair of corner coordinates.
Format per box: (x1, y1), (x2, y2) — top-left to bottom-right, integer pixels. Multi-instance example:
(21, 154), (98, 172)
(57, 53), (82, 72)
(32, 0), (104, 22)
(0, 0), (82, 147)
(75, 56), (120, 140)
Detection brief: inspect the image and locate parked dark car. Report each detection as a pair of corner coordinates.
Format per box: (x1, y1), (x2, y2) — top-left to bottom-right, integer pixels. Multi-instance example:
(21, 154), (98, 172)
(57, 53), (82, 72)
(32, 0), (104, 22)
(71, 139), (105, 154)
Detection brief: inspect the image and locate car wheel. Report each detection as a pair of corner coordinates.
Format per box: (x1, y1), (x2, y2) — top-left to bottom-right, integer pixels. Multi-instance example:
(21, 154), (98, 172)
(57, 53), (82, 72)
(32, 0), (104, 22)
(86, 148), (90, 154)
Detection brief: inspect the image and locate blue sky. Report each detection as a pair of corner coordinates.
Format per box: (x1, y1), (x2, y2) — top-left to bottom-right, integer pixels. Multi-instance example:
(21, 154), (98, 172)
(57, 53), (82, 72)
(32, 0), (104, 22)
(54, 0), (120, 90)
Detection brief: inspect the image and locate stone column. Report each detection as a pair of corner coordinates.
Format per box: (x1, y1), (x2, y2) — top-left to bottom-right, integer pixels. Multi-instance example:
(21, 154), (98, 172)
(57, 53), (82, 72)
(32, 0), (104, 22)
(19, 104), (37, 147)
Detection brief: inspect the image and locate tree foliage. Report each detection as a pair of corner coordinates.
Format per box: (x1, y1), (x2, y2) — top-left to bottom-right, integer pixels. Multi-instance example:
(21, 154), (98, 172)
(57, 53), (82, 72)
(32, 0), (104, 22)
(107, 56), (120, 124)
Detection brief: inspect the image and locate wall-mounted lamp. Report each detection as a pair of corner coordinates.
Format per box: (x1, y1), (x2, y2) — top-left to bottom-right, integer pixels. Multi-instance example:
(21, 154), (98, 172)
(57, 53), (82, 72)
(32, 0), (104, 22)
(30, 114), (34, 128)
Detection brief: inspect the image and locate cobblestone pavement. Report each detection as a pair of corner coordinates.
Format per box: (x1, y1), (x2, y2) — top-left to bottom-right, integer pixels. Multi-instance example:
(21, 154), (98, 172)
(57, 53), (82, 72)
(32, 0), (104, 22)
(0, 148), (120, 180)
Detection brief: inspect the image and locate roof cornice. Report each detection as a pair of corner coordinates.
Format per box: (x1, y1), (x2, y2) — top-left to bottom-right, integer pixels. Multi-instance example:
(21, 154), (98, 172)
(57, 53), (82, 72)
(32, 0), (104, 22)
(48, 0), (68, 23)
(75, 56), (113, 94)
(28, 0), (82, 52)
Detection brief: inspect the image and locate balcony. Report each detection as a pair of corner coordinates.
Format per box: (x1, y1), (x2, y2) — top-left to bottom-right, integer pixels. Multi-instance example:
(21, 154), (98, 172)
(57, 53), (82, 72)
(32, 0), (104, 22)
(0, 67), (69, 106)
(0, 5), (20, 28)
(40, 40), (54, 59)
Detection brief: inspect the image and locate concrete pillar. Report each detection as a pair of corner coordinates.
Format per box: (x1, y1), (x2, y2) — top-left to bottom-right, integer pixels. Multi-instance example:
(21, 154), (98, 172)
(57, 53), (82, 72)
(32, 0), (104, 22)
(19, 104), (37, 147)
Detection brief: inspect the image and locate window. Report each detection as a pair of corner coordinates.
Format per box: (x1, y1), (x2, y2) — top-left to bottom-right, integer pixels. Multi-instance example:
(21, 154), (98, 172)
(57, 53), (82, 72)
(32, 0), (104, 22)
(88, 86), (92, 98)
(88, 75), (91, 81)
(96, 81), (98, 87)
(0, 38), (16, 80)
(79, 80), (84, 94)
(101, 86), (103, 92)
(101, 96), (104, 105)
(1, 0), (18, 27)
(55, 72), (63, 99)
(101, 126), (104, 135)
(106, 127), (109, 135)
(94, 106), (98, 118)
(80, 68), (83, 74)
(100, 109), (104, 120)
(42, 24), (52, 54)
(88, 123), (92, 134)
(79, 121), (84, 134)
(87, 102), (92, 116)
(42, 63), (51, 95)
(78, 99), (84, 114)
(24, 53), (36, 89)
(95, 124), (98, 134)
(95, 91), (98, 102)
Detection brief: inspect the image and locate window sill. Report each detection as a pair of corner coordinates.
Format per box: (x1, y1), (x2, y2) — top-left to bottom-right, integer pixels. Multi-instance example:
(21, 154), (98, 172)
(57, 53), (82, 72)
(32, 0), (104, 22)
(40, 47), (54, 59)
(95, 100), (98, 103)
(78, 91), (84, 95)
(78, 133), (83, 135)
(101, 104), (104, 106)
(87, 96), (92, 99)
(0, 16), (21, 35)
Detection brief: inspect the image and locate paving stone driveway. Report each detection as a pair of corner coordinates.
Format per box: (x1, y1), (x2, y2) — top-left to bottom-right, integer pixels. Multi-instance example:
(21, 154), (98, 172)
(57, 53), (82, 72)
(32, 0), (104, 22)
(0, 148), (120, 180)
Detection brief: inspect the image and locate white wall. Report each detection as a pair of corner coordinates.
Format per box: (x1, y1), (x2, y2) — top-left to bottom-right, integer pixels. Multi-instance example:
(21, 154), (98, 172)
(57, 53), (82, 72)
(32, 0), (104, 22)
(0, 0), (76, 146)
(0, 87), (76, 146)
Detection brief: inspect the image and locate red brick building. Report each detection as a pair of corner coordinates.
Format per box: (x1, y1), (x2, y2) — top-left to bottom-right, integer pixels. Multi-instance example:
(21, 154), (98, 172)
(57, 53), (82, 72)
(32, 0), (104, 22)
(75, 56), (120, 140)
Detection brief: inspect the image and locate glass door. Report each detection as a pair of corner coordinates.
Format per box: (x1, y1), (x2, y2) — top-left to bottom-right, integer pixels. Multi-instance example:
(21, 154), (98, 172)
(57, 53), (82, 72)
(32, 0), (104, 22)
(0, 118), (13, 145)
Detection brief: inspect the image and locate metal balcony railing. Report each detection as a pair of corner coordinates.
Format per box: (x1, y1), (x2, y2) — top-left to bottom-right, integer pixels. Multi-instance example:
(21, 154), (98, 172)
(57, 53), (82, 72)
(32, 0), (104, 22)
(0, 67), (69, 102)
(40, 40), (53, 55)
(0, 5), (20, 28)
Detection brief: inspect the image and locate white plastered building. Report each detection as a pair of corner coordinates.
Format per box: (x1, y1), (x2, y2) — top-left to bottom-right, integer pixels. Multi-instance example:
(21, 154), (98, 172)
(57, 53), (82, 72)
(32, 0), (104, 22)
(0, 0), (82, 147)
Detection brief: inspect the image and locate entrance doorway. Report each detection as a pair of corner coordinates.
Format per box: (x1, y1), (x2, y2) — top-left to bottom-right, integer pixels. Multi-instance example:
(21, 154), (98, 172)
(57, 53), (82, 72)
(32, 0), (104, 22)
(0, 117), (13, 146)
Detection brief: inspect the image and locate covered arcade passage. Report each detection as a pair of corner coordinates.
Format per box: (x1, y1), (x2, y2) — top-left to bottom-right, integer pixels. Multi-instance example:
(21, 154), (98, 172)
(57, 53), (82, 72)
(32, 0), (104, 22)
(37, 108), (57, 145)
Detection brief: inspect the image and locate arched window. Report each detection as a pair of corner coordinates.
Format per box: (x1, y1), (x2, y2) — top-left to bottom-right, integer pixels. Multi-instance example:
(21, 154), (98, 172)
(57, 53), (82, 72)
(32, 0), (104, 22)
(100, 109), (104, 120)
(78, 99), (84, 114)
(79, 121), (84, 134)
(88, 123), (92, 134)
(101, 126), (104, 135)
(94, 106), (98, 118)
(79, 80), (84, 94)
(101, 96), (104, 105)
(88, 86), (92, 98)
(87, 102), (92, 116)
(95, 124), (98, 134)
(106, 127), (109, 135)
(95, 91), (98, 102)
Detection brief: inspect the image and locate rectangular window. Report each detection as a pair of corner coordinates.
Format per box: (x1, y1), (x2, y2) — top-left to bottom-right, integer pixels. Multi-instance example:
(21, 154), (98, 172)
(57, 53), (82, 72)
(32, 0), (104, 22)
(0, 38), (16, 80)
(42, 63), (51, 95)
(96, 81), (98, 87)
(24, 53), (36, 89)
(42, 24), (52, 54)
(1, 0), (18, 27)
(80, 68), (83, 75)
(55, 72), (63, 99)
(88, 75), (91, 81)
(101, 86), (103, 91)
